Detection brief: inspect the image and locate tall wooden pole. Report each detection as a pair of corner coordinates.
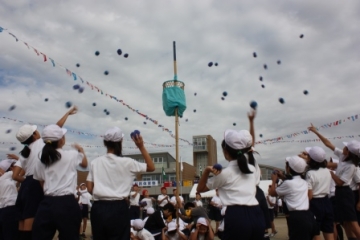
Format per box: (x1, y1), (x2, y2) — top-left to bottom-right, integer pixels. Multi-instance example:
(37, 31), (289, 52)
(173, 41), (180, 224)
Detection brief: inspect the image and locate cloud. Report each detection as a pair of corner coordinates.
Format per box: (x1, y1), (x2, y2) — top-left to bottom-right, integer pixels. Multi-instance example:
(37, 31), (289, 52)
(1, 0), (360, 169)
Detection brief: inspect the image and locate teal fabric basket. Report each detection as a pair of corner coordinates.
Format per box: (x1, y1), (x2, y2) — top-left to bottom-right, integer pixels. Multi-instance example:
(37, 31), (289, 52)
(162, 80), (186, 117)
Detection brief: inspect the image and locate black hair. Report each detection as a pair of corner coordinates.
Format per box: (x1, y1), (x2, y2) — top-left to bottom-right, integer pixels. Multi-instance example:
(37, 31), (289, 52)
(103, 140), (122, 157)
(19, 132), (36, 158)
(163, 203), (175, 213)
(308, 159), (327, 170)
(344, 150), (360, 167)
(221, 140), (253, 174)
(184, 202), (195, 210)
(40, 141), (61, 167)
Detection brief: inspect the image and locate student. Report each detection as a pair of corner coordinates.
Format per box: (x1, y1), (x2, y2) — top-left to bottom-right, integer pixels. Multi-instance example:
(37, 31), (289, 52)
(144, 203), (175, 238)
(130, 184), (141, 220)
(141, 190), (156, 220)
(266, 185), (277, 237)
(161, 221), (187, 240)
(246, 111), (272, 239)
(308, 124), (360, 239)
(86, 127), (155, 240)
(29, 123), (87, 240)
(269, 156), (319, 240)
(157, 187), (169, 210)
(0, 159), (20, 240)
(209, 189), (222, 233)
(194, 192), (203, 207)
(189, 217), (214, 240)
(131, 219), (155, 240)
(197, 129), (265, 239)
(170, 189), (183, 206)
(12, 107), (77, 239)
(301, 146), (334, 240)
(328, 158), (344, 240)
(78, 183), (92, 238)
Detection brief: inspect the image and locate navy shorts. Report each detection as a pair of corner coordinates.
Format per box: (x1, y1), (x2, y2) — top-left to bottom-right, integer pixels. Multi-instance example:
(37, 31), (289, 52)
(268, 208), (274, 222)
(91, 200), (130, 240)
(335, 186), (357, 222)
(129, 205), (140, 220)
(256, 186), (271, 229)
(223, 205), (265, 240)
(0, 205), (21, 240)
(329, 196), (338, 222)
(352, 190), (360, 225)
(309, 197), (334, 233)
(32, 195), (82, 240)
(15, 175), (44, 219)
(288, 210), (319, 240)
(209, 206), (222, 222)
(81, 204), (89, 219)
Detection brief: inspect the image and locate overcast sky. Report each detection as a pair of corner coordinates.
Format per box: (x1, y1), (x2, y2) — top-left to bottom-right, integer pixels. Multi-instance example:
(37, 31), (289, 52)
(1, 0), (360, 169)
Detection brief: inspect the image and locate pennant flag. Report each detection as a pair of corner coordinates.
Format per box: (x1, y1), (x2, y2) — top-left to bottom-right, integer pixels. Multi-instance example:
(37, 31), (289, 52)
(49, 58), (55, 67)
(41, 53), (47, 62)
(72, 72), (77, 80)
(162, 166), (167, 180)
(0, 26), (3, 32)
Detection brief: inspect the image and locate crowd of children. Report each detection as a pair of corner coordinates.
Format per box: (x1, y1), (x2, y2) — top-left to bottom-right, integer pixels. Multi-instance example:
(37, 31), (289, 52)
(1, 106), (360, 240)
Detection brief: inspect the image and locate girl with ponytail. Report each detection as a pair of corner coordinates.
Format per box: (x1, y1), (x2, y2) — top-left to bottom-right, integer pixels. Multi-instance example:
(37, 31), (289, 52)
(32, 122), (88, 239)
(197, 111), (265, 240)
(11, 106), (78, 240)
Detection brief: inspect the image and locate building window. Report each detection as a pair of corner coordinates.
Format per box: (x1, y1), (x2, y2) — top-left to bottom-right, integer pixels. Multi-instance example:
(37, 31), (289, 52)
(142, 176), (152, 181)
(168, 174), (176, 181)
(153, 157), (164, 163)
(193, 137), (207, 151)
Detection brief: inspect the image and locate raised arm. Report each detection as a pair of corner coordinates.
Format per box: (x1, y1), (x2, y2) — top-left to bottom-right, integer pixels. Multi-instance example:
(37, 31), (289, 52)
(248, 110), (256, 147)
(56, 106), (78, 127)
(308, 123), (335, 151)
(72, 143), (88, 168)
(132, 135), (155, 172)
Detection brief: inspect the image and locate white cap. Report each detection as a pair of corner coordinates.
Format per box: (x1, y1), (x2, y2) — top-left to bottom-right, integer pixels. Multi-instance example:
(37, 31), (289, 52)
(343, 141), (360, 157)
(104, 127), (124, 142)
(286, 156), (307, 173)
(167, 222), (177, 231)
(224, 129), (252, 149)
(132, 219), (144, 230)
(0, 159), (16, 171)
(42, 124), (67, 142)
(305, 146), (326, 163)
(146, 207), (155, 214)
(16, 125), (37, 143)
(197, 217), (208, 226)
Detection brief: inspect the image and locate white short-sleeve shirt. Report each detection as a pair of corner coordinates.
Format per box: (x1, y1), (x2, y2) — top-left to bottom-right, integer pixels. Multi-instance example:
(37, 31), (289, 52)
(15, 138), (44, 176)
(334, 148), (357, 186)
(306, 168), (331, 198)
(276, 176), (309, 211)
(277, 198), (282, 207)
(211, 195), (222, 208)
(87, 154), (147, 201)
(194, 200), (203, 207)
(141, 198), (153, 209)
(0, 171), (18, 208)
(157, 194), (169, 207)
(136, 228), (155, 240)
(206, 160), (258, 206)
(266, 195), (276, 209)
(130, 192), (140, 206)
(170, 195), (183, 204)
(350, 167), (360, 191)
(33, 149), (83, 196)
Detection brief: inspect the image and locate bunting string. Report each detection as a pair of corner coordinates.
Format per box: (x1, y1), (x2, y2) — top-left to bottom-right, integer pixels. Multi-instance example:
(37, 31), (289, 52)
(255, 115), (359, 145)
(0, 25), (193, 146)
(1, 117), (191, 148)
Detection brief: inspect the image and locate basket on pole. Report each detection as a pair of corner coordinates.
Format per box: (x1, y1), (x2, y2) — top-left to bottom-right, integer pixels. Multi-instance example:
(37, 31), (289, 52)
(162, 41), (186, 224)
